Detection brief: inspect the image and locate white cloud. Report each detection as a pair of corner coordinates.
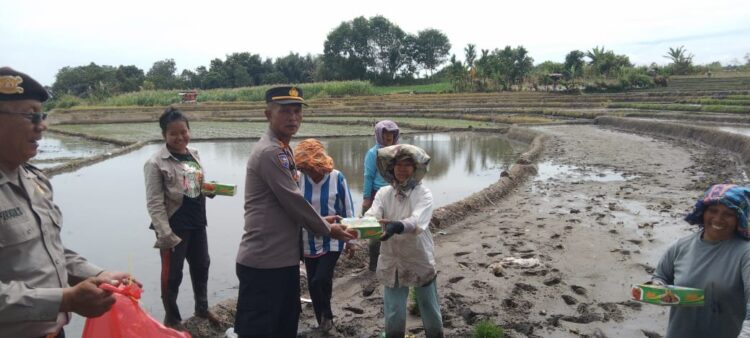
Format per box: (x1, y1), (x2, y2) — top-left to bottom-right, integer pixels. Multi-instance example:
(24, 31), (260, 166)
(2, 0), (748, 85)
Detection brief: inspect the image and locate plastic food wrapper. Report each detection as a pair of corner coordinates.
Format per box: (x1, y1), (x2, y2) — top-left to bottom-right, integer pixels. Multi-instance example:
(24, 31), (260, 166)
(630, 284), (704, 306)
(341, 216), (383, 239)
(82, 283), (191, 338)
(202, 181), (236, 196)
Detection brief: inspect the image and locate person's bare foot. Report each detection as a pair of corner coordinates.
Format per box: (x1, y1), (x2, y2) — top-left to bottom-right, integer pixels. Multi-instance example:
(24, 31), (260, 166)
(196, 310), (223, 326)
(165, 319), (187, 332)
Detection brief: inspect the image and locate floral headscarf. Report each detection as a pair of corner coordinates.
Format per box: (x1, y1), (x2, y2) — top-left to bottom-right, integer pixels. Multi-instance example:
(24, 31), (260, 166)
(685, 184), (750, 240)
(374, 120), (400, 147)
(376, 144), (430, 197)
(293, 138), (334, 176)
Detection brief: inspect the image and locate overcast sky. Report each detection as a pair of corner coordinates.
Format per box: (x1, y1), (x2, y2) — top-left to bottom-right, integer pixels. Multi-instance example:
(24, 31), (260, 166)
(3, 0), (749, 85)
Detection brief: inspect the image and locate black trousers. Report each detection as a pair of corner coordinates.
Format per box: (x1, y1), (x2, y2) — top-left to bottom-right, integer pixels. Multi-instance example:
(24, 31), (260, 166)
(304, 251), (341, 324)
(159, 227), (210, 322)
(235, 263), (301, 338)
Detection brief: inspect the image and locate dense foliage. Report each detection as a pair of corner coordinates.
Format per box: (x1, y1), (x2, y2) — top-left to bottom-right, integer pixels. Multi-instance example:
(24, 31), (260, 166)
(47, 15), (750, 107)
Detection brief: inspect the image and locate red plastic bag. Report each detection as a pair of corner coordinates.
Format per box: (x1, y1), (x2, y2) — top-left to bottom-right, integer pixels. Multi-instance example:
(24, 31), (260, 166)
(82, 283), (191, 338)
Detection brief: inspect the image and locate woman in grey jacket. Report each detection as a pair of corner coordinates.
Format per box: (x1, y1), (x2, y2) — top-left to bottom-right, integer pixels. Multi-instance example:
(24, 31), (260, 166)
(144, 107), (220, 331)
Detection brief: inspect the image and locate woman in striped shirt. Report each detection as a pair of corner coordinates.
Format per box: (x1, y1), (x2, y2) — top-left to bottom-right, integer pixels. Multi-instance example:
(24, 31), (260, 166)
(294, 138), (356, 333)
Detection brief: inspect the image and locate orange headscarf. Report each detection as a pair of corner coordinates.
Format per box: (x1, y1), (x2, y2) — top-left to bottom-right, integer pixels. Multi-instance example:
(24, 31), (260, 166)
(293, 138), (334, 175)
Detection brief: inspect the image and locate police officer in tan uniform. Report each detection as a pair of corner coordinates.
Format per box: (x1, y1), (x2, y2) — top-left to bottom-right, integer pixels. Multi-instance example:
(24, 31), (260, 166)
(0, 67), (134, 338)
(234, 86), (355, 338)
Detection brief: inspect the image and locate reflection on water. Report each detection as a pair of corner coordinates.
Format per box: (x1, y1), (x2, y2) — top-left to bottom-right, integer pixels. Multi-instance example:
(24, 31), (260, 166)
(31, 133), (118, 168)
(535, 161), (633, 182)
(718, 126), (750, 137)
(54, 132), (520, 335)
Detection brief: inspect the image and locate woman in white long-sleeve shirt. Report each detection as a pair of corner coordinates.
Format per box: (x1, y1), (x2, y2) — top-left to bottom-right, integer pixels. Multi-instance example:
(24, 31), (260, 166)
(652, 184), (750, 338)
(364, 144), (443, 338)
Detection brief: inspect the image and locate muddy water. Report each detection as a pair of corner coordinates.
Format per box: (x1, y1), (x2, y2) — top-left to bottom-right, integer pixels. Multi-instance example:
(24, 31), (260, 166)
(53, 132), (522, 334)
(718, 126), (750, 137)
(31, 132), (119, 168)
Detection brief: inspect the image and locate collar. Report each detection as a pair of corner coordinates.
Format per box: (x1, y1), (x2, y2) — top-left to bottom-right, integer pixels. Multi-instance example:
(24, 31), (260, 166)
(0, 168), (9, 185)
(160, 144), (195, 160)
(266, 128), (290, 149)
(0, 165), (35, 186)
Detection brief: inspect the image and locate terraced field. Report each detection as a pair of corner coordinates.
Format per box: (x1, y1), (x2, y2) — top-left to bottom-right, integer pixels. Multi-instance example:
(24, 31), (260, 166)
(51, 122), (414, 143)
(48, 76), (750, 129)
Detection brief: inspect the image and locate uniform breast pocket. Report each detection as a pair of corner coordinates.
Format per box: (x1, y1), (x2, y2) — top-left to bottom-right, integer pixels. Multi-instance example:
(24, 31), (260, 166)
(0, 217), (40, 248)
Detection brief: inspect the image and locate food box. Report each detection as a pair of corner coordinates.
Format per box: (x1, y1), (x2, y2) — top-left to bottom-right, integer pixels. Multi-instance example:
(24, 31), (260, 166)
(341, 217), (382, 239)
(630, 284), (704, 306)
(201, 181), (236, 196)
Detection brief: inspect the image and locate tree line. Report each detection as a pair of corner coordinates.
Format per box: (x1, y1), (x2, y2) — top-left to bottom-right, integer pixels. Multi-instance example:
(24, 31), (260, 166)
(51, 15), (451, 100)
(50, 14), (750, 100)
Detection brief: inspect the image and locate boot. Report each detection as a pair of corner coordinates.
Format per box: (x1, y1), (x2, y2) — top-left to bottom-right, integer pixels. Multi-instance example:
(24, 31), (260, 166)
(319, 317), (334, 333)
(368, 239), (381, 272)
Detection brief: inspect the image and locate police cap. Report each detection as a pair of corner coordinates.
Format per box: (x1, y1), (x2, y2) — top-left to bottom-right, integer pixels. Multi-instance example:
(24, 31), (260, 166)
(265, 86), (306, 106)
(0, 67), (50, 102)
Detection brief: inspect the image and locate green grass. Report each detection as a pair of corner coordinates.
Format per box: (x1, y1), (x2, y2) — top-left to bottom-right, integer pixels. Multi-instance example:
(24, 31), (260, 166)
(50, 81), (455, 108)
(607, 102), (750, 114)
(683, 99), (750, 106)
(307, 115), (558, 127)
(70, 81), (375, 107)
(307, 116), (503, 129)
(472, 320), (504, 338)
(371, 82), (453, 95)
(52, 122), (399, 143)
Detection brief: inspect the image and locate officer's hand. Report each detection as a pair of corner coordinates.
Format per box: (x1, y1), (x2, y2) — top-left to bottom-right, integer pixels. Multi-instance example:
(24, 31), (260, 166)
(379, 221), (405, 241)
(60, 277), (116, 318)
(330, 224), (356, 241)
(324, 215), (342, 224)
(98, 271), (142, 287)
(344, 242), (357, 259)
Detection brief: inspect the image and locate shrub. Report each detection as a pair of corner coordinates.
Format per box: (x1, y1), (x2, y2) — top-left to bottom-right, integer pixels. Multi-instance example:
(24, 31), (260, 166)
(46, 94), (84, 110)
(472, 320), (504, 338)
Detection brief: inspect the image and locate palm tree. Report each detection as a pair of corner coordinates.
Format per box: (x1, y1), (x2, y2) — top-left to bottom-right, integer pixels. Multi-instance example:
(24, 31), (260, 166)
(664, 46), (693, 75)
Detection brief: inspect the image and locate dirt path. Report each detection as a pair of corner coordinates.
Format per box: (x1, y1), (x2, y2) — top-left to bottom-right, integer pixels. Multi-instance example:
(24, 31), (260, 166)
(288, 124), (744, 338)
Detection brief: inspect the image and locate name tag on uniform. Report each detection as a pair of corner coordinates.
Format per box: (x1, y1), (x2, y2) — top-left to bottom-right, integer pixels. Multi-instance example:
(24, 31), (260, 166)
(278, 152), (291, 169)
(0, 207), (23, 222)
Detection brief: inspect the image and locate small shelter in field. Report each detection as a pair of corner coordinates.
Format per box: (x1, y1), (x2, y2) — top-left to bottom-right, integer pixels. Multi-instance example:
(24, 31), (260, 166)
(548, 73), (563, 91)
(178, 90), (198, 103)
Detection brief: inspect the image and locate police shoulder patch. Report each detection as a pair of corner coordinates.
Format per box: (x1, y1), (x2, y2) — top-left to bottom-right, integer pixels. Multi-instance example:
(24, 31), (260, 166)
(277, 152), (290, 169)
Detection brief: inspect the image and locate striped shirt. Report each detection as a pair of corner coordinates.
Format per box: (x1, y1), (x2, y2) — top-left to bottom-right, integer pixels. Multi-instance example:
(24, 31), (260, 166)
(299, 169), (355, 257)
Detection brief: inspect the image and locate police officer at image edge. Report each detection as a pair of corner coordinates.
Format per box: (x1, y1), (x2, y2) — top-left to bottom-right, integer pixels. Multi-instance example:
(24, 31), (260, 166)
(0, 67), (135, 338)
(234, 85), (356, 338)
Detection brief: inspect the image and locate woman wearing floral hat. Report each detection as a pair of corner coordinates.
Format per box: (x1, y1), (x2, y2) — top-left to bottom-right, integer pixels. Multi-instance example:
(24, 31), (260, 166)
(651, 184), (750, 338)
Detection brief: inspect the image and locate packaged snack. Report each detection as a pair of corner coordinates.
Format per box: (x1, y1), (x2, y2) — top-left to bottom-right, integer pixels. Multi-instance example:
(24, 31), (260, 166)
(631, 284), (704, 306)
(202, 181), (236, 196)
(341, 216), (382, 239)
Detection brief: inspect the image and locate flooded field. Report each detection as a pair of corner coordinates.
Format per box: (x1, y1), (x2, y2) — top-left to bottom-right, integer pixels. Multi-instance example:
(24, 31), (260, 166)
(55, 132), (523, 335)
(52, 122), (416, 143)
(718, 126), (750, 137)
(30, 132), (119, 169)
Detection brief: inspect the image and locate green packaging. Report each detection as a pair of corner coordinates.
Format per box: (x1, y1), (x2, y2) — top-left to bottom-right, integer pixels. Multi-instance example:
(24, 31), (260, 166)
(630, 284), (704, 306)
(341, 217), (382, 239)
(202, 181), (236, 196)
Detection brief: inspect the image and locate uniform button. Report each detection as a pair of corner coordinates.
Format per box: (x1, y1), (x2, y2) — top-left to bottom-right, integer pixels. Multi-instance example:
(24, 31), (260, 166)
(26, 229), (32, 234)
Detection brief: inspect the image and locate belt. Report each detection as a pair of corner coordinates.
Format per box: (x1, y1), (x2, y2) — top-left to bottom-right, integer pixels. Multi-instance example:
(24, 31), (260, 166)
(42, 329), (65, 338)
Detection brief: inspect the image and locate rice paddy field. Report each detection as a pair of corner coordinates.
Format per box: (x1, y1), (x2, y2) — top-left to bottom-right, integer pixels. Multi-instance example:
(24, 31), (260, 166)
(42, 74), (750, 175)
(51, 122), (414, 143)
